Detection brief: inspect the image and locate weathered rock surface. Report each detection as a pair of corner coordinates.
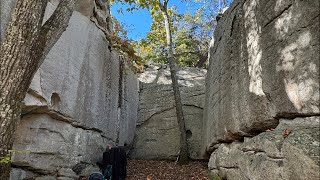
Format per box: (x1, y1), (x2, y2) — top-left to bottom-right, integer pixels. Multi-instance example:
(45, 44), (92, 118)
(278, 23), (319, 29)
(0, 0), (17, 41)
(74, 0), (113, 37)
(131, 63), (206, 160)
(1, 0), (112, 41)
(203, 0), (319, 153)
(208, 117), (320, 180)
(6, 2), (138, 179)
(204, 0), (320, 179)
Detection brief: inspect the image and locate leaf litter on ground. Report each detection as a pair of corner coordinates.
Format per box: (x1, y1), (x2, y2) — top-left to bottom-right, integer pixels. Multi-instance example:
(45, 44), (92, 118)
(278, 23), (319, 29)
(126, 160), (210, 180)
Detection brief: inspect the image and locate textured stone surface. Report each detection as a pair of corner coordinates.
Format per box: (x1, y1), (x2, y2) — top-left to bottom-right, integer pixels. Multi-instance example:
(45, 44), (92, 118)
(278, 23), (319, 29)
(204, 0), (320, 178)
(0, 0), (17, 41)
(74, 0), (95, 17)
(9, 2), (138, 179)
(91, 0), (112, 34)
(1, 0), (112, 41)
(11, 114), (106, 174)
(9, 168), (36, 180)
(58, 168), (79, 178)
(203, 0), (320, 153)
(76, 164), (101, 177)
(35, 176), (57, 180)
(131, 63), (206, 160)
(74, 0), (113, 35)
(208, 117), (320, 180)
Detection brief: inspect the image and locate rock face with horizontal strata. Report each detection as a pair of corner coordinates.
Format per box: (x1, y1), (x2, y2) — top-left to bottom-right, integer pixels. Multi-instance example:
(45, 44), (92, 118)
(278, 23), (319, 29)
(203, 0), (319, 152)
(0, 2), (139, 179)
(204, 0), (319, 179)
(208, 117), (320, 180)
(130, 63), (206, 160)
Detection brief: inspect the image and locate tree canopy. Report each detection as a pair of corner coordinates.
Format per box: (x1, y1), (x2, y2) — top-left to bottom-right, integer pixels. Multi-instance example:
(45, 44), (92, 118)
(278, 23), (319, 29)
(111, 0), (231, 68)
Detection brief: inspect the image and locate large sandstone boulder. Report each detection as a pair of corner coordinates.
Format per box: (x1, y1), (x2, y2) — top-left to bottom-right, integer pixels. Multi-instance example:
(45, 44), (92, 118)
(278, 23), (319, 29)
(208, 117), (320, 180)
(131, 63), (206, 160)
(204, 0), (319, 179)
(7, 2), (138, 179)
(203, 0), (319, 153)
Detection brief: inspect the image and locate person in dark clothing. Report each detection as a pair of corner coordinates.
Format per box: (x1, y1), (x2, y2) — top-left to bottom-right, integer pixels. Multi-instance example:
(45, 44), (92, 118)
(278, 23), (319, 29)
(102, 144), (114, 180)
(98, 143), (127, 180)
(112, 146), (127, 180)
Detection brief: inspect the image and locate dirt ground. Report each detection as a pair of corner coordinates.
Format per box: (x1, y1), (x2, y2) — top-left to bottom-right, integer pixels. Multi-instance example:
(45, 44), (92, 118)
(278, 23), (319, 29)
(126, 160), (210, 180)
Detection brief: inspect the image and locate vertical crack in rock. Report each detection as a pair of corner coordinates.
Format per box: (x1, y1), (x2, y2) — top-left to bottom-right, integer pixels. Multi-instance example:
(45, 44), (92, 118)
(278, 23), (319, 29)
(263, 4), (293, 28)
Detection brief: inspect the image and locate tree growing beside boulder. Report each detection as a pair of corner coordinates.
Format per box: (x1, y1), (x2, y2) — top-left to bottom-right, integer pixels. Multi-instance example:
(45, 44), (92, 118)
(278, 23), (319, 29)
(113, 0), (190, 164)
(0, 0), (77, 176)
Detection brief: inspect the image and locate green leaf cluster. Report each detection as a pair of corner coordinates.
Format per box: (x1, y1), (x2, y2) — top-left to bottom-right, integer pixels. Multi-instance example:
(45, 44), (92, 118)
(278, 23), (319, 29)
(134, 2), (213, 67)
(0, 149), (31, 164)
(0, 153), (11, 164)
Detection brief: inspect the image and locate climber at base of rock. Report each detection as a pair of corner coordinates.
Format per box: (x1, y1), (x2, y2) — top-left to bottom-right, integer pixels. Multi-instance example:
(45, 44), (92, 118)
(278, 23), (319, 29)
(97, 143), (127, 180)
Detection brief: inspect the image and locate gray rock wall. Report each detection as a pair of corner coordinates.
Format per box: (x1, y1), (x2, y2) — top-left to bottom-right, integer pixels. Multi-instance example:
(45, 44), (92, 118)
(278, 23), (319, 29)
(131, 63), (206, 160)
(208, 117), (320, 180)
(204, 0), (319, 179)
(1, 2), (139, 179)
(0, 0), (17, 41)
(1, 0), (112, 42)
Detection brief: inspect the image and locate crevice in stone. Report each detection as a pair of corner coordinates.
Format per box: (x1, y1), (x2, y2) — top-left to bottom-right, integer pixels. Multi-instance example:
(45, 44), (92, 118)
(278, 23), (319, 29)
(30, 127), (66, 141)
(205, 127), (274, 156)
(31, 151), (64, 156)
(21, 106), (104, 133)
(136, 107), (175, 127)
(39, 69), (45, 97)
(263, 3), (293, 28)
(241, 117), (280, 136)
(11, 165), (54, 176)
(183, 92), (205, 98)
(230, 15), (237, 37)
(100, 133), (113, 141)
(27, 89), (47, 104)
(182, 104), (204, 110)
(229, 2), (240, 14)
(118, 57), (124, 108)
(219, 166), (239, 170)
(158, 127), (177, 131)
(207, 114), (319, 156)
(222, 131), (250, 143)
(274, 113), (320, 120)
(241, 148), (284, 160)
(208, 166), (217, 171)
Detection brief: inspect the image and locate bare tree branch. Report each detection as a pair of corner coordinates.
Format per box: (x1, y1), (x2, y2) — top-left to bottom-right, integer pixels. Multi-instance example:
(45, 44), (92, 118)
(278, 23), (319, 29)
(163, 0), (169, 8)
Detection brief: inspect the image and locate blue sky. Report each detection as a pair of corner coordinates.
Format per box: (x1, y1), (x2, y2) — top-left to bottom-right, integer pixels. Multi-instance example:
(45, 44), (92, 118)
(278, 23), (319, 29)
(110, 1), (204, 40)
(111, 3), (151, 40)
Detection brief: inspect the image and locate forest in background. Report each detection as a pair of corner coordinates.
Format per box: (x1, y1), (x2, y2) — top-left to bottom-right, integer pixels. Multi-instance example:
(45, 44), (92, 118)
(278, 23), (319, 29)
(110, 0), (232, 70)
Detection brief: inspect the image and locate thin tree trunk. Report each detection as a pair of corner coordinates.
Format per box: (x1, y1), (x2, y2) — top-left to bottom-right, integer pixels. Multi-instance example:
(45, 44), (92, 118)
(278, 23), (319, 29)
(158, 0), (189, 165)
(195, 54), (208, 68)
(0, 0), (77, 176)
